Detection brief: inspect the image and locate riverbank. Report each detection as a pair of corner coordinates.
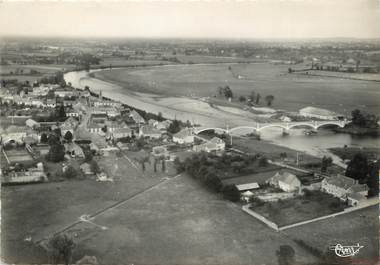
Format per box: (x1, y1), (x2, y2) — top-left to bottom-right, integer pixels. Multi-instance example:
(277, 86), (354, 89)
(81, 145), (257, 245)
(333, 124), (380, 136)
(329, 147), (380, 161)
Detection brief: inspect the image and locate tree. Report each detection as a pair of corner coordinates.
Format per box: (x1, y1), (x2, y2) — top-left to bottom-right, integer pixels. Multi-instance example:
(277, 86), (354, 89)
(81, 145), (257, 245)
(221, 184), (240, 202)
(345, 153), (368, 182)
(63, 131), (73, 142)
(90, 160), (100, 174)
(62, 165), (77, 179)
(161, 157), (166, 172)
(255, 93), (261, 104)
(276, 245), (295, 265)
(238, 96), (246, 102)
(153, 158), (158, 172)
(48, 134), (60, 146)
(47, 143), (65, 162)
(321, 156), (333, 173)
(40, 133), (48, 143)
(168, 119), (181, 134)
(48, 233), (75, 265)
(265, 95), (275, 106)
(367, 160), (379, 197)
(259, 156), (268, 167)
(56, 105), (66, 119)
(249, 90), (255, 103)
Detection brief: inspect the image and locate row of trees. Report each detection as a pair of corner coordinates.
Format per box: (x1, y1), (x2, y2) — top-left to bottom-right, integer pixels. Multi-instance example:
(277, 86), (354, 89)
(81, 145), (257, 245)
(345, 152), (379, 197)
(238, 90), (275, 106)
(351, 109), (379, 129)
(174, 152), (267, 202)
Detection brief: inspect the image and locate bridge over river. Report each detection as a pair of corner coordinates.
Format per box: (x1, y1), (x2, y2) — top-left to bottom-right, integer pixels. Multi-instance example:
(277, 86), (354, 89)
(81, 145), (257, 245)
(193, 120), (349, 135)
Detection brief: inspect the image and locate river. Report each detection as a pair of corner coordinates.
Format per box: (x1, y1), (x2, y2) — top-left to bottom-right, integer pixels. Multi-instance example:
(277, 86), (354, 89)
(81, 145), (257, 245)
(64, 68), (379, 166)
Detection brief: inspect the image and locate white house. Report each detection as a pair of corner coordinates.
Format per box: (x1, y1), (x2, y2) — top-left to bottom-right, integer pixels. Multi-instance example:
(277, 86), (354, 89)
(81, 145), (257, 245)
(139, 125), (162, 139)
(321, 174), (368, 202)
(113, 127), (133, 139)
(267, 171), (301, 192)
(173, 128), (194, 144)
(299, 107), (339, 120)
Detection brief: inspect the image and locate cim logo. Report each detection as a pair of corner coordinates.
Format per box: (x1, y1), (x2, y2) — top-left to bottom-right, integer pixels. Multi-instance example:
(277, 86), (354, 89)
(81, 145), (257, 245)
(330, 243), (364, 258)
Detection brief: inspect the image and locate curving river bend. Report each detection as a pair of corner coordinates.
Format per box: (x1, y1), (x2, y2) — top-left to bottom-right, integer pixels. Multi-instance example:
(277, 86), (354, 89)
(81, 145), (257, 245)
(64, 68), (379, 166)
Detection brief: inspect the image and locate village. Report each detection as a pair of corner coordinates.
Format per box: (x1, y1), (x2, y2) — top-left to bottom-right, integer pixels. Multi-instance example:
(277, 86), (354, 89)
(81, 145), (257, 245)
(0, 79), (377, 236)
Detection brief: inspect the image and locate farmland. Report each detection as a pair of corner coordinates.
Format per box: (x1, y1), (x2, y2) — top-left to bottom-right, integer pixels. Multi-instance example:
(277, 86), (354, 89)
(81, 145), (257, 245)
(94, 62), (380, 115)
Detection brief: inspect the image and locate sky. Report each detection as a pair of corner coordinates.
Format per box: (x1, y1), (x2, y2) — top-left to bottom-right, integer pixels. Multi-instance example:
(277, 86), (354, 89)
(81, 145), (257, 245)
(0, 0), (380, 39)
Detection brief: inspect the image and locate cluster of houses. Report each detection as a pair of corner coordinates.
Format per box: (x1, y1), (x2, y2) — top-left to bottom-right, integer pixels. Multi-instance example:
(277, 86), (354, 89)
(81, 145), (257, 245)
(309, 57), (379, 73)
(235, 170), (368, 207)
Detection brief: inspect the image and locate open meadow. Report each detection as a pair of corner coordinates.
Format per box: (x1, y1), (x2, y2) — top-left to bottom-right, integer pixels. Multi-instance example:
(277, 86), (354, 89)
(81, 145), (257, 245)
(94, 63), (380, 115)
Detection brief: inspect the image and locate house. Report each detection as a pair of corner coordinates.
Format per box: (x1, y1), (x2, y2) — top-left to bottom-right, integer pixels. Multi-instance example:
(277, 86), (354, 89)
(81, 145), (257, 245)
(66, 108), (80, 118)
(236, 182), (260, 192)
(156, 120), (172, 132)
(60, 117), (79, 136)
(1, 126), (27, 144)
(93, 99), (121, 108)
(113, 127), (133, 139)
(25, 119), (40, 129)
(299, 107), (339, 121)
(267, 171), (301, 192)
(321, 174), (369, 202)
(139, 125), (162, 139)
(90, 113), (107, 123)
(148, 119), (159, 127)
(87, 122), (103, 133)
(45, 98), (57, 108)
(105, 121), (128, 133)
(173, 128), (194, 144)
(64, 142), (85, 158)
(130, 110), (146, 124)
(279, 115), (292, 122)
(209, 137), (225, 150)
(80, 162), (94, 175)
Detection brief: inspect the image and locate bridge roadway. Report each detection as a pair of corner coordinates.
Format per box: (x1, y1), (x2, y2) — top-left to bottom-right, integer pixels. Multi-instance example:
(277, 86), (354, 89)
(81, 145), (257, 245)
(193, 120), (349, 135)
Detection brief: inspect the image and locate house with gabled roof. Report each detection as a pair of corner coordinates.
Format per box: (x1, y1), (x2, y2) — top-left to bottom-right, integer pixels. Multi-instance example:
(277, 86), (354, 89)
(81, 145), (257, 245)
(130, 110), (145, 124)
(139, 125), (162, 139)
(173, 128), (194, 144)
(321, 174), (368, 202)
(267, 171), (301, 192)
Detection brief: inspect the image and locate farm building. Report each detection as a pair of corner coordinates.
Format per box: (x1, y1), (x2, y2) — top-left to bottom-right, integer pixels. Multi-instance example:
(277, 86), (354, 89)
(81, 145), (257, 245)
(139, 125), (162, 139)
(267, 171), (301, 192)
(173, 128), (194, 144)
(321, 174), (368, 203)
(299, 107), (339, 120)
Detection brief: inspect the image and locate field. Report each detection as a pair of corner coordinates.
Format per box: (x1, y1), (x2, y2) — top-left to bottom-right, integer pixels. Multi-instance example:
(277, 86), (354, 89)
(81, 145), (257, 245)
(251, 191), (346, 227)
(0, 64), (73, 83)
(94, 62), (380, 115)
(0, 151), (162, 263)
(283, 205), (379, 264)
(41, 174), (319, 265)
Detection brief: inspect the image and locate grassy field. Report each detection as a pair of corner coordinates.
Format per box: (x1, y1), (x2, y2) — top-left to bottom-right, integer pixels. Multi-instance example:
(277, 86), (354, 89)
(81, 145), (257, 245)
(94, 62), (380, 115)
(0, 151), (162, 264)
(251, 191), (346, 227)
(283, 205), (379, 264)
(51, 174), (319, 265)
(0, 64), (74, 83)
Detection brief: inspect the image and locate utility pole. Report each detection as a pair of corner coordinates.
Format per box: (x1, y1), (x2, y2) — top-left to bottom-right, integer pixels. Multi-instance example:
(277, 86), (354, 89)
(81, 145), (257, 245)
(296, 152), (299, 167)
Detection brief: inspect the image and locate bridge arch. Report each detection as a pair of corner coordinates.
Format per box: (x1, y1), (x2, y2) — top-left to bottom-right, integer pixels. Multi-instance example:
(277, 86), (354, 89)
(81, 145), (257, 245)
(256, 124), (289, 131)
(193, 127), (228, 135)
(229, 126), (258, 133)
(314, 122), (345, 130)
(287, 123), (317, 130)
